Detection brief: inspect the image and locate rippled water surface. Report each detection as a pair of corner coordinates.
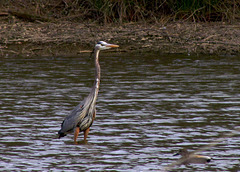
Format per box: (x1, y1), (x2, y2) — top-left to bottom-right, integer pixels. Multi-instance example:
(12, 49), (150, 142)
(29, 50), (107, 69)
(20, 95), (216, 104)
(0, 54), (239, 171)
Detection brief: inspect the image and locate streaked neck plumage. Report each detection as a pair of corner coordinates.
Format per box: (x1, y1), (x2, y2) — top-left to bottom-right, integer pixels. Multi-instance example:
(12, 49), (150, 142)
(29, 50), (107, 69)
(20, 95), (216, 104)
(94, 49), (100, 93)
(84, 48), (100, 110)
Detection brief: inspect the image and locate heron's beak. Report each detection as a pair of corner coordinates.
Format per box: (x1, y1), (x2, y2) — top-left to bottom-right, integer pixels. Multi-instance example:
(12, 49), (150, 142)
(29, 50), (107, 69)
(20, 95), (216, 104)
(106, 44), (119, 48)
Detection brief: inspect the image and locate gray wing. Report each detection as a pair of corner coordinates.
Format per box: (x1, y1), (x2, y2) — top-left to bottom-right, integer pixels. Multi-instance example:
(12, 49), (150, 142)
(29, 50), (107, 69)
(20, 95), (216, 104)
(58, 86), (98, 137)
(59, 101), (86, 134)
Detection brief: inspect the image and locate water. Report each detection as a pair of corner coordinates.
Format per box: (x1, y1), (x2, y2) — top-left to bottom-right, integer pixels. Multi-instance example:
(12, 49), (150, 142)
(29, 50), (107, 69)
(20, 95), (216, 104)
(0, 54), (239, 171)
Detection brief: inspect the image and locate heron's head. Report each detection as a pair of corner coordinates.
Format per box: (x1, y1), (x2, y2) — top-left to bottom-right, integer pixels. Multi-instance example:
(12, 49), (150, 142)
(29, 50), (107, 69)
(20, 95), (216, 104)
(95, 41), (119, 50)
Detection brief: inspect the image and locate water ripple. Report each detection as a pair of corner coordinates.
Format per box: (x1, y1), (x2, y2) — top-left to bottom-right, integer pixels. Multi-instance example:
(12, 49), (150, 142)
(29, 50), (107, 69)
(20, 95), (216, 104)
(0, 55), (239, 171)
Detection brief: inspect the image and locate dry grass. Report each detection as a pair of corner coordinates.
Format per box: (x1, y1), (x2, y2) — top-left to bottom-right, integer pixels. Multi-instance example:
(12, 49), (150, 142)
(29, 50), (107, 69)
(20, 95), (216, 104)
(0, 1), (239, 56)
(0, 0), (239, 24)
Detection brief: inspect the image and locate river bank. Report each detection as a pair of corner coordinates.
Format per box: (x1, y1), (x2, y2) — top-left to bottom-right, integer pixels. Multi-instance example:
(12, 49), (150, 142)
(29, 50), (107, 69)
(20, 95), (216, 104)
(0, 19), (239, 57)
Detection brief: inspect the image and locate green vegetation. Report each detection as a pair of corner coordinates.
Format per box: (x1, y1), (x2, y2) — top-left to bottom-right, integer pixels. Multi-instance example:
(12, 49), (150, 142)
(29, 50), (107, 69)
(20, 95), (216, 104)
(0, 0), (240, 23)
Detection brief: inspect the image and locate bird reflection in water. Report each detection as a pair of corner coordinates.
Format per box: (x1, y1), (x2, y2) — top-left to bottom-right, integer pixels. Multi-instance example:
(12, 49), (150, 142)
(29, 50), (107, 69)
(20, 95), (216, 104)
(174, 149), (212, 165)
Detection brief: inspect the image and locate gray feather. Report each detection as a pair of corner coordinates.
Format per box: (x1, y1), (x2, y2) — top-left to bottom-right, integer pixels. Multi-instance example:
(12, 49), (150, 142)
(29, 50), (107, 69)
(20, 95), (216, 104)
(58, 85), (98, 136)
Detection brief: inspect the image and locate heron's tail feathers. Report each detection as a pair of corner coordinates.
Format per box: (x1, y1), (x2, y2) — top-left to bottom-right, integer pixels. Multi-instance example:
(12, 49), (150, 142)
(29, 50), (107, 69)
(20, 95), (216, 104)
(58, 130), (66, 139)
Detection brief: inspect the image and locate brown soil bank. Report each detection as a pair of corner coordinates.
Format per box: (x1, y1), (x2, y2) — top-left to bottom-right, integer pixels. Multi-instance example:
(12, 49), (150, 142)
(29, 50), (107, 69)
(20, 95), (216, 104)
(0, 20), (239, 56)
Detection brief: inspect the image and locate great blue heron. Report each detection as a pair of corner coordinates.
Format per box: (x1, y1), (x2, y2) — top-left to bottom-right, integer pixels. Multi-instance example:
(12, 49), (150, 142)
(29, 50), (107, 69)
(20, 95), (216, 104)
(58, 41), (119, 144)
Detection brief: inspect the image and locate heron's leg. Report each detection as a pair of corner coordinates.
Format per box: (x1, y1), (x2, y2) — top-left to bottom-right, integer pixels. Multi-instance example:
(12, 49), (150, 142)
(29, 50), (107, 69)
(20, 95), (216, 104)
(84, 127), (90, 141)
(74, 127), (80, 144)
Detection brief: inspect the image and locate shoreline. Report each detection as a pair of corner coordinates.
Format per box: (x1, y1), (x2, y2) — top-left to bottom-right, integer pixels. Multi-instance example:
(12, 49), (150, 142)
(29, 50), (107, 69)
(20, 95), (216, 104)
(0, 20), (239, 57)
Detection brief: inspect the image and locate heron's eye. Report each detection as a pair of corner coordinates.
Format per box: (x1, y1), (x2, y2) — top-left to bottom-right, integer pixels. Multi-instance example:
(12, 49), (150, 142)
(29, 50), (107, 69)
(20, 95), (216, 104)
(97, 42), (104, 46)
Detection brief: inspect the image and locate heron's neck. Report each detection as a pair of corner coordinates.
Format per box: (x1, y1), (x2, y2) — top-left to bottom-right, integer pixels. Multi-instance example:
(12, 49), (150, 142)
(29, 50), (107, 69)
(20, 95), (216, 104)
(94, 50), (100, 91)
